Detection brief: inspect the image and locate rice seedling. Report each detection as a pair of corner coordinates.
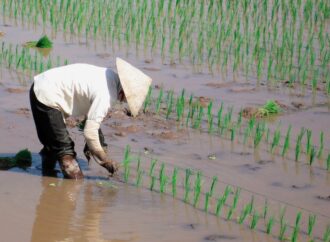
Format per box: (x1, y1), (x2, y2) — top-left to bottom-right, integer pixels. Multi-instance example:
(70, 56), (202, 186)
(226, 206), (234, 220)
(271, 128), (281, 154)
(136, 155), (141, 172)
(282, 125), (292, 157)
(215, 195), (225, 217)
(193, 106), (204, 129)
(295, 128), (305, 162)
(307, 214), (316, 237)
(254, 122), (265, 148)
(184, 168), (192, 203)
(136, 169), (143, 187)
(232, 187), (241, 210)
(309, 146), (316, 166)
(193, 171), (202, 207)
(149, 175), (156, 191)
(217, 103), (224, 130)
(166, 91), (174, 119)
(324, 225), (330, 242)
(143, 86), (152, 113)
(279, 221), (288, 241)
(238, 202), (251, 224)
(290, 212), (302, 242)
(263, 199), (268, 219)
(266, 215), (275, 234)
(306, 129), (312, 155)
(279, 206), (287, 226)
(209, 176), (218, 197)
(159, 163), (168, 193)
(250, 211), (260, 230)
(160, 174), (168, 193)
(171, 167), (178, 197)
(230, 126), (236, 142)
(155, 87), (163, 114)
(123, 145), (131, 183)
(149, 159), (157, 176)
(204, 192), (211, 213)
(317, 131), (324, 159)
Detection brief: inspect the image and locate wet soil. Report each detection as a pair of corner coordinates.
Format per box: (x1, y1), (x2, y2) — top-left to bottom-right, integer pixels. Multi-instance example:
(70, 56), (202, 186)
(0, 18), (329, 242)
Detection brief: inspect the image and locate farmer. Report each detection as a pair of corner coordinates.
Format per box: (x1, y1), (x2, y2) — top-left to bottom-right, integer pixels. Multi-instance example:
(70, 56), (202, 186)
(29, 58), (152, 179)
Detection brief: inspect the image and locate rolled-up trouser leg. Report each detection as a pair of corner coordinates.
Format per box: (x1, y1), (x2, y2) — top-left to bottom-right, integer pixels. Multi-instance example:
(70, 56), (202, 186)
(30, 84), (82, 178)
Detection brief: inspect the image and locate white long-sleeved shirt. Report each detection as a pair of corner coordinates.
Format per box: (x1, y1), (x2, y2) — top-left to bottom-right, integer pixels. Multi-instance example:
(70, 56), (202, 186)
(33, 63), (120, 151)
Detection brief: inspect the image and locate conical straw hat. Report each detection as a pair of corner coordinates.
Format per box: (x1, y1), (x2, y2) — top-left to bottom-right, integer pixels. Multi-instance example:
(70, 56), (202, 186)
(116, 57), (152, 117)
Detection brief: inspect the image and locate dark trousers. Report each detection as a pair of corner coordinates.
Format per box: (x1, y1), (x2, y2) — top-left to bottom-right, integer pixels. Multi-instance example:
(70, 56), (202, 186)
(29, 84), (107, 160)
(30, 84), (76, 159)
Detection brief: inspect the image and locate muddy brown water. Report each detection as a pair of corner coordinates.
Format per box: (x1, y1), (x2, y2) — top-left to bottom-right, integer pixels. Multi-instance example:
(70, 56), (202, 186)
(1, 18), (330, 242)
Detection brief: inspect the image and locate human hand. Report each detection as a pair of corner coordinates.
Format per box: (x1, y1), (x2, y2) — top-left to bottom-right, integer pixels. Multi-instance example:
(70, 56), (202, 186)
(91, 150), (120, 175)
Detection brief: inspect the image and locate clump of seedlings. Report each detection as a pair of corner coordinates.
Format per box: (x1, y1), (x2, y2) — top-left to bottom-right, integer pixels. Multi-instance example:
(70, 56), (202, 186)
(257, 100), (281, 117)
(0, 149), (32, 170)
(25, 35), (53, 48)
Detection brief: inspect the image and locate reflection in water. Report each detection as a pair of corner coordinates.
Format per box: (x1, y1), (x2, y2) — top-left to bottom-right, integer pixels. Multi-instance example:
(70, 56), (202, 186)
(31, 178), (117, 242)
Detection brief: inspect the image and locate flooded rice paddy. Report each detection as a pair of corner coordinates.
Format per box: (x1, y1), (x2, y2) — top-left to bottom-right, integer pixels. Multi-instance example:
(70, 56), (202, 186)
(1, 0), (330, 241)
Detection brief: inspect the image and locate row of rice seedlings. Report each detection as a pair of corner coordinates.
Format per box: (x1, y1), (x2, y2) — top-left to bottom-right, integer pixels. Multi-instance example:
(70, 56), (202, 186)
(142, 86), (329, 170)
(0, 42), (68, 77)
(119, 149), (330, 240)
(2, 0), (329, 93)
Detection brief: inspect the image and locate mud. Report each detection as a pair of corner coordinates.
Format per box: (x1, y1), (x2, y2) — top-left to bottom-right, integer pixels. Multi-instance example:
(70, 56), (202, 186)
(0, 14), (329, 242)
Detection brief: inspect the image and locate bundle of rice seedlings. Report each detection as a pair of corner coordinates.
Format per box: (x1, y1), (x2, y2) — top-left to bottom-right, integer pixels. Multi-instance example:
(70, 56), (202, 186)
(0, 149), (32, 169)
(25, 35), (53, 48)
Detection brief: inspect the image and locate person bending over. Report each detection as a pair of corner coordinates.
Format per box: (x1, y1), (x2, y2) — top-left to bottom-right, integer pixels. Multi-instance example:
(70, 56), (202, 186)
(29, 58), (152, 179)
